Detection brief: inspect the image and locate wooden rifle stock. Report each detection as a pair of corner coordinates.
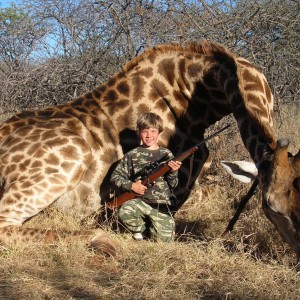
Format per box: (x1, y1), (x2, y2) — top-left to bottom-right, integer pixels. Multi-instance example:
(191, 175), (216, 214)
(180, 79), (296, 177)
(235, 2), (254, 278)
(106, 124), (230, 209)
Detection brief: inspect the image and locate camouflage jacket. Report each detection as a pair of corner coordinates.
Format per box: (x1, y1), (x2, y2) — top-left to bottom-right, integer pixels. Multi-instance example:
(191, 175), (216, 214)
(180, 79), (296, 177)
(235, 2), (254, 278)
(110, 146), (178, 204)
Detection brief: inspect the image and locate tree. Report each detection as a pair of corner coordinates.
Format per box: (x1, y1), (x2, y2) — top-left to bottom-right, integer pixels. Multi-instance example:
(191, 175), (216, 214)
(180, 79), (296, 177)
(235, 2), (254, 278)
(0, 0), (299, 114)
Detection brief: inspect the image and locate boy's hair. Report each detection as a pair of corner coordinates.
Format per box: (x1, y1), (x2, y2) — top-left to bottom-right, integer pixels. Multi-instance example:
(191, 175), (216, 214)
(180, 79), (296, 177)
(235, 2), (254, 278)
(136, 112), (163, 133)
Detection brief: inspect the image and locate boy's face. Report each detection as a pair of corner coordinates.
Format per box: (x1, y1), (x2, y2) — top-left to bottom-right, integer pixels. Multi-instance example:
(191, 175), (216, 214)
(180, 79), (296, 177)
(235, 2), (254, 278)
(139, 127), (160, 149)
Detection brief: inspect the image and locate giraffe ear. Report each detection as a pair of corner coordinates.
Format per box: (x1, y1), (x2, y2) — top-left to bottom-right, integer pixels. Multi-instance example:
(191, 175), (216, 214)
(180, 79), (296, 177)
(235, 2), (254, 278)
(220, 161), (258, 183)
(294, 149), (300, 173)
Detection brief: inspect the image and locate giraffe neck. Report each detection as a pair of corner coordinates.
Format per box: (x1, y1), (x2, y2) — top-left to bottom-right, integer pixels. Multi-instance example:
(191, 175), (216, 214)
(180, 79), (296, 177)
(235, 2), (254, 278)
(229, 58), (276, 163)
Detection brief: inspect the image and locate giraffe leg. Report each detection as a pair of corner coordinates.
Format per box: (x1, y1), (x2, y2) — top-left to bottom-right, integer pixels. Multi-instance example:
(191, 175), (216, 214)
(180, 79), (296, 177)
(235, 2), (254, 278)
(0, 180), (117, 256)
(0, 126), (117, 255)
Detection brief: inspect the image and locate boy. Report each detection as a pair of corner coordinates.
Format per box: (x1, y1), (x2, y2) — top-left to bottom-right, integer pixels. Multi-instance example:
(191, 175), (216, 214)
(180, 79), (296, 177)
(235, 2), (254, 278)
(110, 112), (181, 242)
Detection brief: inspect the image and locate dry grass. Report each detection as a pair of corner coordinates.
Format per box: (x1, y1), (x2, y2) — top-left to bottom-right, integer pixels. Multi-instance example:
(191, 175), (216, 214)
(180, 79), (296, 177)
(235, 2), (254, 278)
(0, 182), (300, 300)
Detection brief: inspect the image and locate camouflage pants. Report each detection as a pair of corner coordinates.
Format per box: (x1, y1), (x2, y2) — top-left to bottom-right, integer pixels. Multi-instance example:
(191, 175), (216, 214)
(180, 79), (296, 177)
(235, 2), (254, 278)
(118, 199), (175, 242)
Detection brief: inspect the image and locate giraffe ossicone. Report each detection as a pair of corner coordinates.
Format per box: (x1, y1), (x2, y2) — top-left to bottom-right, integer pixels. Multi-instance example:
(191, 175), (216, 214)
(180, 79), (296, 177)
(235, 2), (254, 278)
(0, 40), (299, 260)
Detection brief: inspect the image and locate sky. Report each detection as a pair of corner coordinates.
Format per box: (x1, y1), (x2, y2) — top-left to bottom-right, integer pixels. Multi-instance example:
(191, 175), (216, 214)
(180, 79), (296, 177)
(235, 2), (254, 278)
(0, 0), (19, 8)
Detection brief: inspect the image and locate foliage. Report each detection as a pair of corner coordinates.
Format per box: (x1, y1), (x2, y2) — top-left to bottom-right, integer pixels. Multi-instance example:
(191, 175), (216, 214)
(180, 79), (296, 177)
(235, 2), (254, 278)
(0, 0), (299, 114)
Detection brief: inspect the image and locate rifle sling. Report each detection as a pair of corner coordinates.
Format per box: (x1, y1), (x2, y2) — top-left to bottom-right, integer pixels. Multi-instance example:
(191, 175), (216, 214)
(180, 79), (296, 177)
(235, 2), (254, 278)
(184, 152), (194, 192)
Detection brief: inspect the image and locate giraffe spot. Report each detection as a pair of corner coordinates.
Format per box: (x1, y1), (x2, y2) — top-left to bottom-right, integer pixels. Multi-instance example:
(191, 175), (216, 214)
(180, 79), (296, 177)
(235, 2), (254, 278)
(194, 81), (210, 100)
(0, 126), (11, 139)
(11, 154), (25, 162)
(42, 131), (58, 141)
(32, 148), (46, 158)
(108, 99), (130, 115)
(78, 115), (87, 124)
(263, 79), (272, 103)
(13, 192), (22, 199)
(179, 58), (186, 76)
(4, 198), (16, 205)
(18, 175), (28, 181)
(213, 101), (231, 115)
(39, 182), (48, 189)
(60, 145), (79, 160)
(207, 110), (218, 124)
(32, 174), (44, 183)
(203, 72), (218, 88)
(21, 181), (32, 189)
(19, 159), (30, 172)
(240, 121), (250, 141)
(2, 136), (21, 148)
(147, 51), (157, 64)
(71, 166), (85, 186)
(104, 90), (118, 102)
(117, 81), (130, 96)
(248, 94), (265, 107)
(85, 92), (94, 99)
(72, 97), (84, 106)
(84, 100), (98, 109)
(10, 142), (29, 153)
(61, 161), (74, 172)
(26, 134), (41, 143)
(76, 106), (88, 114)
(50, 176), (65, 185)
(248, 138), (258, 157)
(131, 75), (146, 100)
(37, 110), (55, 117)
(224, 79), (237, 97)
(211, 90), (225, 100)
(137, 104), (150, 117)
(16, 111), (36, 118)
(150, 79), (168, 99)
(138, 67), (153, 78)
(107, 77), (116, 87)
(91, 117), (101, 128)
(158, 58), (175, 85)
(47, 137), (69, 148)
(173, 90), (189, 107)
(6, 164), (17, 174)
(97, 85), (106, 93)
(117, 70), (126, 79)
(188, 63), (202, 78)
(195, 101), (207, 119)
(100, 148), (118, 165)
(93, 89), (101, 98)
(102, 120), (117, 144)
(45, 167), (59, 174)
(154, 99), (168, 112)
(64, 108), (74, 115)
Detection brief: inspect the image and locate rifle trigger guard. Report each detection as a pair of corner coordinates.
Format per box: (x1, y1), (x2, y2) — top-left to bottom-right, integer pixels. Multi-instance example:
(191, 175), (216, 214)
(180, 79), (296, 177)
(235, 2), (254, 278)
(146, 177), (154, 188)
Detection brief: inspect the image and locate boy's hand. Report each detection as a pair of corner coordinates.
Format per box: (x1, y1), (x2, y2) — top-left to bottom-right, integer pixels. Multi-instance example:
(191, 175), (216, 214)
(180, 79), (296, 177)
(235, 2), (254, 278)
(131, 180), (147, 195)
(168, 160), (182, 172)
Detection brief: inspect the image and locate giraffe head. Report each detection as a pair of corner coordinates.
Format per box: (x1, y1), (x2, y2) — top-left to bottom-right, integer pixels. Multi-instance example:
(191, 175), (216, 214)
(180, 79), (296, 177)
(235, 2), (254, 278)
(221, 139), (300, 259)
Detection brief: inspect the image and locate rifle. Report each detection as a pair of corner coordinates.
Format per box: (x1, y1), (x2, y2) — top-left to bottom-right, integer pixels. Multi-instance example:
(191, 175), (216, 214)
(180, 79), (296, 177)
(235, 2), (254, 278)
(106, 124), (230, 209)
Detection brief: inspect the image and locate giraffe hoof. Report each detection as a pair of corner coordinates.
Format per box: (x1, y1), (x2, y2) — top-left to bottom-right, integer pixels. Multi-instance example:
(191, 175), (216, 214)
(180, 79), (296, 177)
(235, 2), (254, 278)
(89, 233), (117, 257)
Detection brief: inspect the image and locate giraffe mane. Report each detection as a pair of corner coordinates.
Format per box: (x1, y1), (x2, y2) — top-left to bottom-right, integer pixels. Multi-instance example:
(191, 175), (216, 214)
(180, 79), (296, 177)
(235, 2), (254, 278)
(124, 40), (236, 73)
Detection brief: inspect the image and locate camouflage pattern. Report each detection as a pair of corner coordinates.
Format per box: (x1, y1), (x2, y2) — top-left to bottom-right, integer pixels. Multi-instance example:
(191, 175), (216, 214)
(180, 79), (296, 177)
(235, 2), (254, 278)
(118, 199), (175, 242)
(110, 146), (178, 205)
(111, 146), (178, 241)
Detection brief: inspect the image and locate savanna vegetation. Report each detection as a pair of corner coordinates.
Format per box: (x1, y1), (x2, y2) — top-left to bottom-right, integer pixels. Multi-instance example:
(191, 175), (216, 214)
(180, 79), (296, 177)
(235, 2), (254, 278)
(0, 0), (299, 299)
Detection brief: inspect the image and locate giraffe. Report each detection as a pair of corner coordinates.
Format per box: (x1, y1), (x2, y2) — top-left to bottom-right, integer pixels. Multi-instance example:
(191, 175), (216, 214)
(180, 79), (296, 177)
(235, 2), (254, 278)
(0, 41), (299, 259)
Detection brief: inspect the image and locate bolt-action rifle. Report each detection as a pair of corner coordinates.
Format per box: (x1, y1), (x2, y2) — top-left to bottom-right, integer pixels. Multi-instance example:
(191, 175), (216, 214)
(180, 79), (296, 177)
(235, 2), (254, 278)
(106, 124), (230, 209)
